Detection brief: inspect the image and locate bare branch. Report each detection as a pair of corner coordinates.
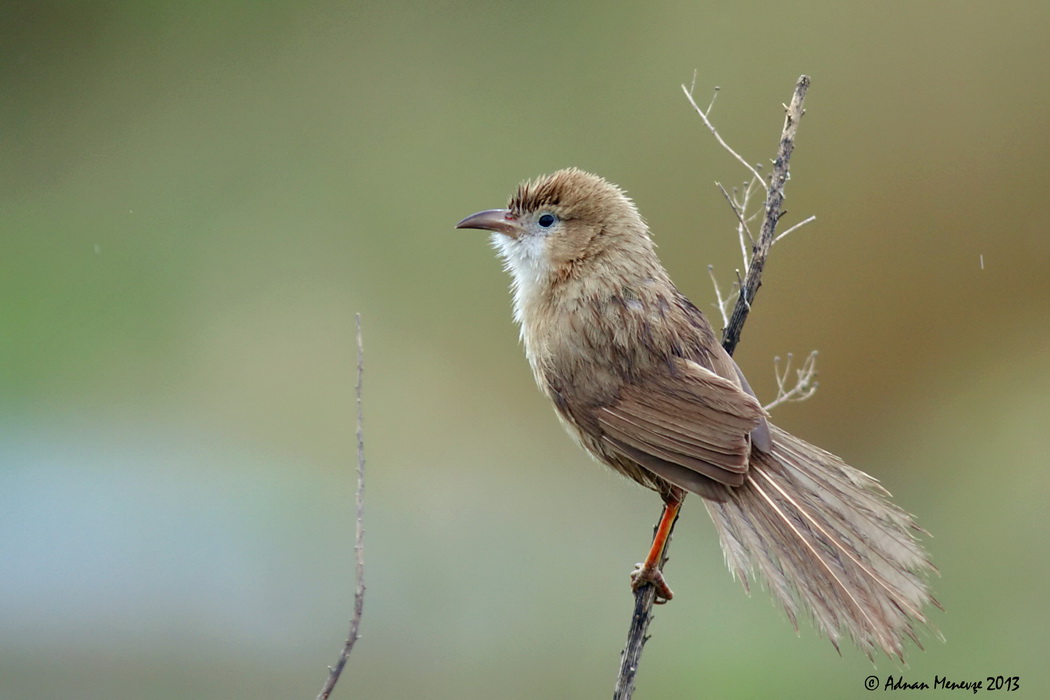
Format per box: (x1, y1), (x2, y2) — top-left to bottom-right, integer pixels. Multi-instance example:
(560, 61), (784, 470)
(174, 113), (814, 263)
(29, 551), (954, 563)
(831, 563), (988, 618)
(613, 512), (678, 700)
(722, 75), (810, 356)
(316, 313), (367, 700)
(764, 350), (820, 412)
(615, 75), (811, 700)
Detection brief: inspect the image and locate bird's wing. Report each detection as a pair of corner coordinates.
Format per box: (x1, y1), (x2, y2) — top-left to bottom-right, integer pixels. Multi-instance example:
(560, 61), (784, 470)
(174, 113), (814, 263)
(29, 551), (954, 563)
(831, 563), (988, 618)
(596, 357), (767, 496)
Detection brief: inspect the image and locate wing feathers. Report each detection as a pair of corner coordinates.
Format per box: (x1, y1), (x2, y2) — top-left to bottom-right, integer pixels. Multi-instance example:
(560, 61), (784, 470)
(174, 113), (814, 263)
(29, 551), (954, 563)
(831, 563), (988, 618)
(599, 411), (746, 483)
(603, 438), (739, 500)
(598, 405), (747, 468)
(594, 358), (766, 489)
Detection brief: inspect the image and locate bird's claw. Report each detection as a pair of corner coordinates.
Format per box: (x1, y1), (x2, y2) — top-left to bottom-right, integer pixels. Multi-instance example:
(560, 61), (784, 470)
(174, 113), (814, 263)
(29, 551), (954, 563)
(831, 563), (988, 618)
(630, 562), (674, 604)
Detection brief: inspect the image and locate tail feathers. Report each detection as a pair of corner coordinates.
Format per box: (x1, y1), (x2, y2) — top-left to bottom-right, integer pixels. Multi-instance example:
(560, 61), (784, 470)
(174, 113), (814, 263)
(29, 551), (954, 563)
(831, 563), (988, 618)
(704, 425), (939, 660)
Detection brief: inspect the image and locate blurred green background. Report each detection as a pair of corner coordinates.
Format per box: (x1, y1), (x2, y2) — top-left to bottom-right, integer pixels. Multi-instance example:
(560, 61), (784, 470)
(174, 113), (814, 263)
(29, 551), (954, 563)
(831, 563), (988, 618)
(2, 1), (1048, 698)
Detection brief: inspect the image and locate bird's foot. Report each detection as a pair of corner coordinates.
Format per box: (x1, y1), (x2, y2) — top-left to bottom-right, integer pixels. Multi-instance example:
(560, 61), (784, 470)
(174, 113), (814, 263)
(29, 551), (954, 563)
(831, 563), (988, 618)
(630, 562), (674, 604)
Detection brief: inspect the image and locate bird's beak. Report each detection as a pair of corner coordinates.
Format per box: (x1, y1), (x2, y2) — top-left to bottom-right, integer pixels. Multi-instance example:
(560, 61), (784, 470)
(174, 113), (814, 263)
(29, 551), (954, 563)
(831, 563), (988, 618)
(455, 209), (523, 238)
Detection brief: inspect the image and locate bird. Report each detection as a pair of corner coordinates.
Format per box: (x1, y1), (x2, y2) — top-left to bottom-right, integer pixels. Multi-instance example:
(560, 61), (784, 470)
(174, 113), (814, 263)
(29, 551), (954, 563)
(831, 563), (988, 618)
(456, 167), (937, 660)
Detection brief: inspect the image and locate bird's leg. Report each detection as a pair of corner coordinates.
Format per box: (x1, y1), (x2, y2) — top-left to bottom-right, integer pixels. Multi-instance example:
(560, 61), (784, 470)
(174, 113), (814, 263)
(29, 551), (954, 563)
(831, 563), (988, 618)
(630, 494), (682, 604)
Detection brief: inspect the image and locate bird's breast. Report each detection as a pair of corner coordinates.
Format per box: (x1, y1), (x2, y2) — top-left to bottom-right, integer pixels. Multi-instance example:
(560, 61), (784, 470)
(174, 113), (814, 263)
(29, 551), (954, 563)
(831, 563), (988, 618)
(520, 284), (688, 410)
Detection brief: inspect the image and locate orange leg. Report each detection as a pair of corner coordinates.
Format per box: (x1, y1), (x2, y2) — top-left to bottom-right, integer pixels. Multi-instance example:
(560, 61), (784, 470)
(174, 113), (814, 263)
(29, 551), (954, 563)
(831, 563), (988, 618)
(630, 496), (682, 604)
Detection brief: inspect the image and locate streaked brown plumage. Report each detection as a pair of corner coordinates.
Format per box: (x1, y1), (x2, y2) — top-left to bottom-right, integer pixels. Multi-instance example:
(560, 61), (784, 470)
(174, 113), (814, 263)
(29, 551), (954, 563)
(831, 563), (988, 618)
(456, 167), (937, 660)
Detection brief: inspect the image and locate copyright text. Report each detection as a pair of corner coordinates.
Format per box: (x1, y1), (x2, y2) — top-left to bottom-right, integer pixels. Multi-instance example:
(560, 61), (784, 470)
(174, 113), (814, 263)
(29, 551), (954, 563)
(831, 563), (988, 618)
(863, 675), (1020, 693)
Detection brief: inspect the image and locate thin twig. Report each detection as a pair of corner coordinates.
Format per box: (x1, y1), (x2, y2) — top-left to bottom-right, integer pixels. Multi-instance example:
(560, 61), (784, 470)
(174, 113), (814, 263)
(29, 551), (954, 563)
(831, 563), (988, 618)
(681, 84), (765, 189)
(317, 313), (367, 700)
(737, 177), (765, 266)
(716, 181), (755, 252)
(707, 265), (730, 329)
(614, 75), (811, 700)
(774, 214), (817, 245)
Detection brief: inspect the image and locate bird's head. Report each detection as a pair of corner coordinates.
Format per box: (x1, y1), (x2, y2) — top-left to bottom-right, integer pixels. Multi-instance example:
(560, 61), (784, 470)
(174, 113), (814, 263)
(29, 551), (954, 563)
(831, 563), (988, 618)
(456, 168), (656, 287)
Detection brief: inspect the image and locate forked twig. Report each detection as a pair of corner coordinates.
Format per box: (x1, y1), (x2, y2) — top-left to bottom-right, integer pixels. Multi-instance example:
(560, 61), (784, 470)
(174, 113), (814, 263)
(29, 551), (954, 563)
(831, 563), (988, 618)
(682, 83), (765, 186)
(764, 350), (820, 412)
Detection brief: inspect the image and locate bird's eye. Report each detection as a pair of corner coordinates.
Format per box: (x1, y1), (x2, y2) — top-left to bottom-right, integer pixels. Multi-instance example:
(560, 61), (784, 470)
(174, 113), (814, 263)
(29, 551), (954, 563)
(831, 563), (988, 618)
(537, 213), (557, 228)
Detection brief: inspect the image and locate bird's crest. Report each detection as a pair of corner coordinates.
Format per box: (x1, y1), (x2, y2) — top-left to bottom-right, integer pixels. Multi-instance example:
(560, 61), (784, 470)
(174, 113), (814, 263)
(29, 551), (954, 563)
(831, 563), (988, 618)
(509, 168), (636, 224)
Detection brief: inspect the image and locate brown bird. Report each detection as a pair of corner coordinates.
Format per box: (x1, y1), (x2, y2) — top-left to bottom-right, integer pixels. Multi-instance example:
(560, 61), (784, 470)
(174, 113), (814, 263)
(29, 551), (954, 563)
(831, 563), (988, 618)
(456, 167), (937, 660)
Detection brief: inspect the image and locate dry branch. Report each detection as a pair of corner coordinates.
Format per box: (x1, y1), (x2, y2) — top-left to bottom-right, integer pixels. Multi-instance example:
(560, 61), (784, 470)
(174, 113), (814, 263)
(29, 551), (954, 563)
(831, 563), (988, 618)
(722, 75), (810, 356)
(613, 75), (811, 700)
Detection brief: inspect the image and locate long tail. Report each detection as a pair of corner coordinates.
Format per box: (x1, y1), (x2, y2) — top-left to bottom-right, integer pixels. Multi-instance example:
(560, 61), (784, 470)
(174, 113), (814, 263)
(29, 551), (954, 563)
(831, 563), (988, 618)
(703, 425), (939, 660)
